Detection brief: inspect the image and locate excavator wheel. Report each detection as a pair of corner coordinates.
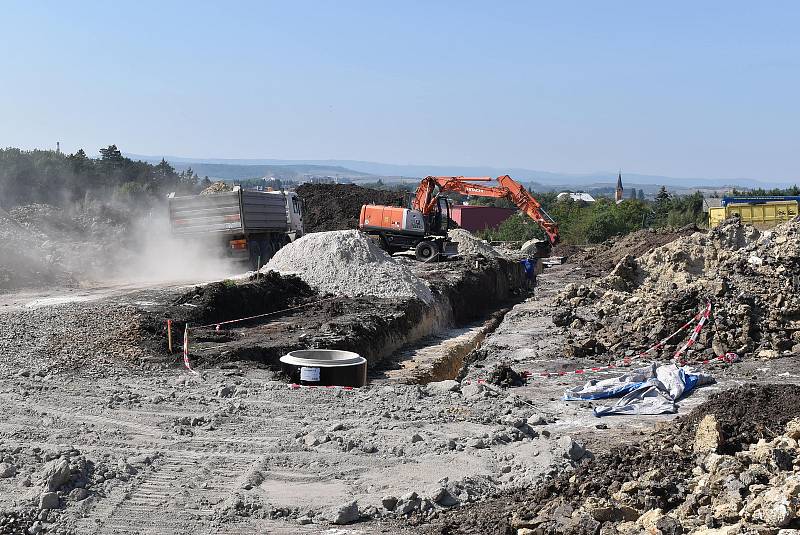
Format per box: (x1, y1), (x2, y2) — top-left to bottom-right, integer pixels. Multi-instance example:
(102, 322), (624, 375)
(415, 240), (439, 262)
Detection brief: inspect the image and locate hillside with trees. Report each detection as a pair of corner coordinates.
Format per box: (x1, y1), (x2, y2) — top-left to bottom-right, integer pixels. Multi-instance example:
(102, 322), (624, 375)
(0, 145), (208, 209)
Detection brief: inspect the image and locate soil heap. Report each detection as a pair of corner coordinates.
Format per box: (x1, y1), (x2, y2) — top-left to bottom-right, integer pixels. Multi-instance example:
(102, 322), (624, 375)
(568, 226), (698, 278)
(264, 229), (434, 303)
(296, 183), (407, 232)
(557, 217), (800, 362)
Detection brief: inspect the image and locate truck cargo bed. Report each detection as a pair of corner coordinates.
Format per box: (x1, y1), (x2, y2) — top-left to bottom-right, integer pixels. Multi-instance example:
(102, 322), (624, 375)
(169, 190), (289, 236)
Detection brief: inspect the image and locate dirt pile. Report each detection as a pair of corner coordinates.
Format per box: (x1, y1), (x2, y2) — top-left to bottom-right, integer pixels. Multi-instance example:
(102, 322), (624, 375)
(296, 183), (407, 232)
(557, 218), (800, 362)
(199, 180), (233, 195)
(448, 229), (503, 258)
(568, 226), (698, 278)
(149, 272), (315, 330)
(264, 229), (434, 303)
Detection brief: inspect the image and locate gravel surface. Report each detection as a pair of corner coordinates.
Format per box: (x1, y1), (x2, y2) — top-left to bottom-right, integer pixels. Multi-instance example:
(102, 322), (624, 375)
(265, 230), (434, 303)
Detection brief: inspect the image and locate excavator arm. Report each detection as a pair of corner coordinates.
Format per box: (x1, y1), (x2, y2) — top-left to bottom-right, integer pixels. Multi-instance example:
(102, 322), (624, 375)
(412, 175), (560, 244)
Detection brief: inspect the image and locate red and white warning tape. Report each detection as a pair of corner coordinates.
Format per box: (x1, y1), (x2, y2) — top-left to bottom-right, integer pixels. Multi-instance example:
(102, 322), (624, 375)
(467, 300), (739, 384)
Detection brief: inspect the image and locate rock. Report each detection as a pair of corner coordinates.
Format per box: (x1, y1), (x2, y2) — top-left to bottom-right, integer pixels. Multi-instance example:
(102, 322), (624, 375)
(460, 382), (485, 400)
(655, 515), (682, 535)
(786, 418), (800, 440)
(694, 414), (723, 454)
(326, 500), (360, 524)
(429, 486), (459, 507)
(426, 380), (460, 394)
(411, 433), (424, 443)
(0, 463), (16, 478)
(741, 477), (800, 527)
(304, 433), (322, 447)
(39, 457), (71, 491)
(470, 438), (486, 449)
(381, 496), (398, 511)
(69, 487), (90, 501)
(637, 508), (663, 534)
(758, 349), (780, 359)
(526, 414), (546, 426)
(39, 492), (59, 510)
(217, 385), (234, 398)
(558, 435), (586, 461)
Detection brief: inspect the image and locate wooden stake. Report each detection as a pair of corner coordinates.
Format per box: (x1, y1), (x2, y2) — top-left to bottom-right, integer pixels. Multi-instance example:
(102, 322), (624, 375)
(167, 319), (173, 353)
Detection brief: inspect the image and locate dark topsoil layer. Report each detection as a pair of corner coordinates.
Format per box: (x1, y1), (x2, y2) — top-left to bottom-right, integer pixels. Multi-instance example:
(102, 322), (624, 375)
(139, 256), (525, 369)
(408, 383), (800, 535)
(296, 183), (407, 232)
(565, 226), (699, 278)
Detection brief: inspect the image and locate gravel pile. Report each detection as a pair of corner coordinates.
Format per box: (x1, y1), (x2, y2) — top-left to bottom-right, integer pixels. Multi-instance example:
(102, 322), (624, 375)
(556, 217), (800, 362)
(264, 230), (434, 303)
(0, 303), (149, 375)
(448, 229), (503, 258)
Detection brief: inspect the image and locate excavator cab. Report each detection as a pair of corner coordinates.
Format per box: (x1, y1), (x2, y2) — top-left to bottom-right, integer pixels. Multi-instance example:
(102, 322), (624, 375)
(428, 196), (452, 236)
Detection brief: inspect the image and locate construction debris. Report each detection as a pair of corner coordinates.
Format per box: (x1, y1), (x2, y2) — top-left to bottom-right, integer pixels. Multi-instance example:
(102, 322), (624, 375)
(558, 218), (800, 362)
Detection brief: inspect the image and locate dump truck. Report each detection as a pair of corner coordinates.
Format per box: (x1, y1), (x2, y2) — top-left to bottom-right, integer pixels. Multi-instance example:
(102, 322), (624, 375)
(168, 186), (303, 269)
(708, 196), (799, 229)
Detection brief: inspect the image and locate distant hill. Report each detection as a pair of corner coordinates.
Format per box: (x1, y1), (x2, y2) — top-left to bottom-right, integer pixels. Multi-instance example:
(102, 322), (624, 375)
(126, 153), (796, 190)
(125, 154), (374, 181)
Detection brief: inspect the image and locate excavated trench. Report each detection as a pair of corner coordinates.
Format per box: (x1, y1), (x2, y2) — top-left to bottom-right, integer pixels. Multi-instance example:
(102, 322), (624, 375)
(139, 257), (527, 380)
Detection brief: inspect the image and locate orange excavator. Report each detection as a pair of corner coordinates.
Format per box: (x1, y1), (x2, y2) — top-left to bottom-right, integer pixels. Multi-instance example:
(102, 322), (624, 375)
(359, 175), (558, 260)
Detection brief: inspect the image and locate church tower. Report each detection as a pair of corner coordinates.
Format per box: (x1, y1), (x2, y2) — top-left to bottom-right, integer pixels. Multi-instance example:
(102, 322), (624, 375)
(615, 171), (624, 203)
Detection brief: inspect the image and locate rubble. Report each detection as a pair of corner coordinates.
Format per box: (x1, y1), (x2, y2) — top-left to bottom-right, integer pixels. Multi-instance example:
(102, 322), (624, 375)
(557, 218), (800, 362)
(264, 229), (434, 303)
(567, 226), (698, 278)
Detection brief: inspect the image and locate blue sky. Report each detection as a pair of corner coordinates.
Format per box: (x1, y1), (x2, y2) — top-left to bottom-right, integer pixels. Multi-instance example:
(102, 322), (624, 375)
(1, 1), (798, 180)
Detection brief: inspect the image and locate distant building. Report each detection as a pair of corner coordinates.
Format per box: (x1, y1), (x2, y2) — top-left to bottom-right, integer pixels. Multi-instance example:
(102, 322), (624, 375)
(450, 205), (516, 232)
(556, 192), (596, 203)
(615, 172), (624, 203)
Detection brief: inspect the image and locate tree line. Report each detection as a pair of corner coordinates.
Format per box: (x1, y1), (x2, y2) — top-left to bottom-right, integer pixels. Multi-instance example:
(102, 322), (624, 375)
(477, 186), (708, 245)
(0, 145), (212, 209)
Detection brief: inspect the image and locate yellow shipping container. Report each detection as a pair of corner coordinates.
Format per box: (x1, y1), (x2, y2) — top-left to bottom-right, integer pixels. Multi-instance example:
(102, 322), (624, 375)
(709, 201), (799, 229)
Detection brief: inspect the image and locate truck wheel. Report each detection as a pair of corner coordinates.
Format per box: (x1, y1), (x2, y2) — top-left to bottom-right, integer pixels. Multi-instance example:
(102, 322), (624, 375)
(248, 241), (262, 271)
(415, 241), (438, 262)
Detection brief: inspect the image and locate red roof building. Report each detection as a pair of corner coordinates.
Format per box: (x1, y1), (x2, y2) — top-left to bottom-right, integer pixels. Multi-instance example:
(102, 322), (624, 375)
(450, 205), (516, 232)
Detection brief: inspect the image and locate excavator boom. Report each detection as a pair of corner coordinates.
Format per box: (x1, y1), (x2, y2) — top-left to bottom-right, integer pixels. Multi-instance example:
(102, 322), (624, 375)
(412, 175), (559, 244)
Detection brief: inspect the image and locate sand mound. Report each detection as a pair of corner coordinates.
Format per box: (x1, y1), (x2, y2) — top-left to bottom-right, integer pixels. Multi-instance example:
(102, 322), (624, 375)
(264, 230), (434, 303)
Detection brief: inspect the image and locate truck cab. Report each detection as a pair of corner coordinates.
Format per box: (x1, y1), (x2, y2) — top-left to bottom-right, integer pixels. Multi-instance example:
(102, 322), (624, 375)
(284, 190), (304, 241)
